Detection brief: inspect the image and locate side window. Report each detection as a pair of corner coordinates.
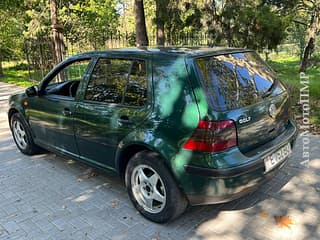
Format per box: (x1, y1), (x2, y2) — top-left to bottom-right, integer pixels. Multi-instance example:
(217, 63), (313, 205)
(85, 58), (147, 106)
(45, 59), (90, 97)
(124, 61), (147, 106)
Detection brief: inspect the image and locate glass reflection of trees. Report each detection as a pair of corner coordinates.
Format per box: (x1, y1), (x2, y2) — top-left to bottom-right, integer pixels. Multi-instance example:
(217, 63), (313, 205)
(55, 61), (89, 83)
(45, 60), (90, 97)
(85, 59), (147, 107)
(196, 52), (282, 111)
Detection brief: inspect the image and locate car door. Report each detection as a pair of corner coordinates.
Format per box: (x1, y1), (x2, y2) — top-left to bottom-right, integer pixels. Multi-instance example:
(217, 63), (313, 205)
(73, 57), (151, 169)
(27, 58), (92, 157)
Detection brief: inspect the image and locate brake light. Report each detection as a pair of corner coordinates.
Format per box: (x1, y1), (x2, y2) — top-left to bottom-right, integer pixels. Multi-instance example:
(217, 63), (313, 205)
(183, 120), (237, 152)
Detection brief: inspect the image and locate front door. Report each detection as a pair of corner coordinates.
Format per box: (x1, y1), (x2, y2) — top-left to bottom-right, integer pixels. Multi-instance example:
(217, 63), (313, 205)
(74, 57), (150, 169)
(27, 58), (91, 157)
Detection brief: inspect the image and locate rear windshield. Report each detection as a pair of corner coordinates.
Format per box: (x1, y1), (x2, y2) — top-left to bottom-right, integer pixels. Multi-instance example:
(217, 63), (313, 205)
(195, 52), (284, 111)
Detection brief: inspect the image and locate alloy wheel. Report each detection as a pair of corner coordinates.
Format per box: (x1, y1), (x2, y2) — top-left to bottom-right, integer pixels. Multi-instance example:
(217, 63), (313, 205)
(12, 120), (27, 150)
(131, 164), (166, 214)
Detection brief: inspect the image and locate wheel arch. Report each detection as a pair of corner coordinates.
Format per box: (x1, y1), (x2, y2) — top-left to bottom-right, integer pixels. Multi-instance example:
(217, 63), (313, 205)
(116, 143), (161, 179)
(8, 108), (20, 128)
(115, 142), (188, 198)
(8, 108), (34, 137)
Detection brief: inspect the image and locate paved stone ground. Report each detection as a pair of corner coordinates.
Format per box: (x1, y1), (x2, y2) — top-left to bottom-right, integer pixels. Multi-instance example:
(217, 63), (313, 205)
(0, 82), (319, 240)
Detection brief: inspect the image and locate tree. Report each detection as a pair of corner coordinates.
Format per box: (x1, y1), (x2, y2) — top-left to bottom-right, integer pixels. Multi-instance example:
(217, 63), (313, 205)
(299, 0), (320, 72)
(134, 0), (149, 46)
(50, 0), (65, 65)
(155, 0), (168, 45)
(290, 20), (308, 60)
(61, 0), (120, 49)
(201, 0), (290, 50)
(0, 1), (24, 77)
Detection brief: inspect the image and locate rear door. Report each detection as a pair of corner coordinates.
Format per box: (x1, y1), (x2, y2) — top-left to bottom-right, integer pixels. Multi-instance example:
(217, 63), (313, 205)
(74, 56), (151, 169)
(195, 51), (289, 153)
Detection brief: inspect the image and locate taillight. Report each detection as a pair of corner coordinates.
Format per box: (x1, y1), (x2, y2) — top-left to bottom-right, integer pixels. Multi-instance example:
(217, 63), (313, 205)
(183, 120), (237, 152)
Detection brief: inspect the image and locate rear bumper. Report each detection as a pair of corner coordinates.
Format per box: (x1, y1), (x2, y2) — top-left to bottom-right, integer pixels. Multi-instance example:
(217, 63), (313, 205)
(184, 156), (264, 179)
(186, 157), (288, 205)
(181, 120), (298, 205)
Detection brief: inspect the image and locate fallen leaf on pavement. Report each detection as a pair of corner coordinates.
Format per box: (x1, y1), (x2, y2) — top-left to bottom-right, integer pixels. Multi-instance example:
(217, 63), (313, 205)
(274, 215), (295, 229)
(78, 169), (99, 180)
(259, 211), (269, 217)
(83, 171), (99, 179)
(112, 200), (119, 207)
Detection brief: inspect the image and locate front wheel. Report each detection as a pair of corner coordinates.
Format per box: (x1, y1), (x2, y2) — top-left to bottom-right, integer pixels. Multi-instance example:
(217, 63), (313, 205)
(125, 151), (187, 223)
(10, 113), (40, 155)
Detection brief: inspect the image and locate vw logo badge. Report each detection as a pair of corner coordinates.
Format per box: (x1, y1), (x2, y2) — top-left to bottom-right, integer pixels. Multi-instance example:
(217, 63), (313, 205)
(269, 103), (277, 118)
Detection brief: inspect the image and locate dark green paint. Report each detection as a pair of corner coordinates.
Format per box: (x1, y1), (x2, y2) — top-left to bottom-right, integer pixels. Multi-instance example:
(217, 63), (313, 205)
(8, 47), (298, 205)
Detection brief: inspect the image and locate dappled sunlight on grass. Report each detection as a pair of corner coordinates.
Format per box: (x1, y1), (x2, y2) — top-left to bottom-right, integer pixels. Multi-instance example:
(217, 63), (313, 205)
(270, 55), (299, 64)
(1, 62), (42, 87)
(269, 55), (320, 96)
(0, 68), (35, 87)
(268, 55), (320, 130)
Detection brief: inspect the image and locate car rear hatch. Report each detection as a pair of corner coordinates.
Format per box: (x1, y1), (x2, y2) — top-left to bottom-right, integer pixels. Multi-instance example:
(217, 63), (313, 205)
(194, 51), (291, 154)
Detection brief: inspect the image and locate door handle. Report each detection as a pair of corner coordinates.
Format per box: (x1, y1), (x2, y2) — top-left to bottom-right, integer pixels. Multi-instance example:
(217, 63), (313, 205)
(118, 116), (133, 124)
(62, 108), (72, 116)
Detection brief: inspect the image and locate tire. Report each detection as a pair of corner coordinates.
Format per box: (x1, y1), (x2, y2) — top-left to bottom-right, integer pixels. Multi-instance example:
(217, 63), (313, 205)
(125, 150), (188, 223)
(10, 113), (40, 155)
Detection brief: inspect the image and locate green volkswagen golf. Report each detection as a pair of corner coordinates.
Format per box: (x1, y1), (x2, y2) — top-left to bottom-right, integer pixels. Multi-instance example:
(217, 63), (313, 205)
(8, 47), (297, 223)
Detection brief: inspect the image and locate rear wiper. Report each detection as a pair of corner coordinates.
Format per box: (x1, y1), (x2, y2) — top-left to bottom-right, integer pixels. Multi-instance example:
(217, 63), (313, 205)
(261, 79), (277, 98)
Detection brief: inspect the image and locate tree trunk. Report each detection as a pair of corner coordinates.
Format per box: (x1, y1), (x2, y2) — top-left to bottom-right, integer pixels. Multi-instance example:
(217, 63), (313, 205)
(134, 0), (148, 46)
(156, 21), (165, 46)
(50, 0), (65, 65)
(300, 37), (314, 73)
(156, 0), (166, 46)
(0, 55), (3, 77)
(299, 10), (320, 73)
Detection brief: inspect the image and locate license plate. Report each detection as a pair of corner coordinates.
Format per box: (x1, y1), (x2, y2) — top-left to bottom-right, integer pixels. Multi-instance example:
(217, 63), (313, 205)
(264, 143), (291, 173)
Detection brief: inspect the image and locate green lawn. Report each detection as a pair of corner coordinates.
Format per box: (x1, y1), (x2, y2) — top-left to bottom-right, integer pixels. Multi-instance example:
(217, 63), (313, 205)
(268, 56), (320, 99)
(268, 55), (320, 127)
(0, 68), (36, 87)
(0, 62), (43, 87)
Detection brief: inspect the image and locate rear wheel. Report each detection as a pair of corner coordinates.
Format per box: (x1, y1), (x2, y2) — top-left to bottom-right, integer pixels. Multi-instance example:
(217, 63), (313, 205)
(10, 113), (40, 155)
(125, 151), (187, 223)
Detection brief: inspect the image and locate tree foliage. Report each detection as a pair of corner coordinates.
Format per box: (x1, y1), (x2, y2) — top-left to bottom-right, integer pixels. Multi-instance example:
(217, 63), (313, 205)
(297, 0), (320, 72)
(198, 0), (291, 50)
(61, 0), (120, 49)
(0, 1), (25, 76)
(0, 0), (319, 73)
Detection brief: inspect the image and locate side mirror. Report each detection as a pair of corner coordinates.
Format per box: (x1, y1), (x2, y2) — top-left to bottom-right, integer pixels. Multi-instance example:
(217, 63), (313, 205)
(25, 86), (39, 97)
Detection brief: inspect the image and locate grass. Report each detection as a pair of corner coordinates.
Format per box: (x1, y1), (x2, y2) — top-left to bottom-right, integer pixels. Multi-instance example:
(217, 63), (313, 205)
(0, 62), (42, 87)
(268, 55), (320, 130)
(0, 68), (36, 87)
(268, 55), (320, 98)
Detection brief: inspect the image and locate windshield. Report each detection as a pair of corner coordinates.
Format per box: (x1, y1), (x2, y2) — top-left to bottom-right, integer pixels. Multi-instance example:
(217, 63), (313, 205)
(196, 51), (285, 111)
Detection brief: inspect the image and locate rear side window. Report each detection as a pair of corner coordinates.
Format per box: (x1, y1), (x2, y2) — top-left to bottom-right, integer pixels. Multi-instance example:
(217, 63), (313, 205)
(85, 58), (147, 106)
(196, 52), (284, 111)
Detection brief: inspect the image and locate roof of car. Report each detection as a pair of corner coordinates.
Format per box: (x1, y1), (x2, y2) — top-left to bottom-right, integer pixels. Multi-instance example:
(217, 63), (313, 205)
(73, 46), (251, 58)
